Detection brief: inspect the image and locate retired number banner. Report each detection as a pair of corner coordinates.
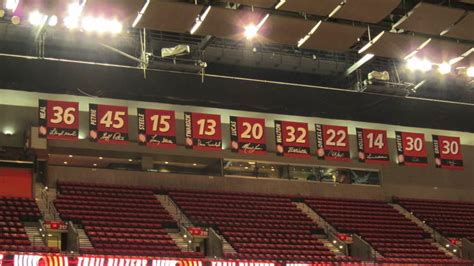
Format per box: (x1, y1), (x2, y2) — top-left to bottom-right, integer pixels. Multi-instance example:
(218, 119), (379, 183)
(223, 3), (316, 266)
(315, 124), (350, 161)
(396, 131), (428, 167)
(433, 135), (463, 170)
(137, 108), (176, 148)
(230, 116), (266, 154)
(184, 112), (222, 151)
(38, 100), (79, 140)
(275, 121), (310, 158)
(89, 104), (128, 144)
(356, 128), (389, 163)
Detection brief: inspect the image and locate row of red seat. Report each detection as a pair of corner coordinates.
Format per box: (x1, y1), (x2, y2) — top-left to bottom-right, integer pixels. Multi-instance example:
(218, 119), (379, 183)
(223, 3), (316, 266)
(80, 248), (203, 258)
(170, 190), (337, 262)
(396, 198), (474, 240)
(305, 198), (449, 261)
(224, 253), (357, 263)
(56, 182), (202, 258)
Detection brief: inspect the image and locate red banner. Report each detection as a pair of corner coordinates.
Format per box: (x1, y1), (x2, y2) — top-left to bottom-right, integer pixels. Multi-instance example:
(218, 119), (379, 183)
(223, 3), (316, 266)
(433, 135), (463, 170)
(396, 131), (428, 167)
(38, 99), (79, 140)
(275, 121), (310, 158)
(184, 112), (222, 151)
(137, 108), (176, 148)
(315, 124), (350, 161)
(356, 128), (389, 163)
(89, 104), (128, 144)
(230, 116), (266, 154)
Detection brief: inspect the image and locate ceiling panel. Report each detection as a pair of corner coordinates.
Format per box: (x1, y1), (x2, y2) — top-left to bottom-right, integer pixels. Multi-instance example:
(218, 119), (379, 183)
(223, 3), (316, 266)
(333, 0), (401, 23)
(216, 0), (277, 8)
(278, 0), (341, 17)
(301, 22), (366, 52)
(259, 15), (316, 45)
(363, 31), (428, 59)
(444, 12), (474, 41)
(83, 0), (146, 26)
(417, 39), (471, 63)
(137, 2), (202, 33)
(394, 3), (465, 35)
(196, 7), (264, 40)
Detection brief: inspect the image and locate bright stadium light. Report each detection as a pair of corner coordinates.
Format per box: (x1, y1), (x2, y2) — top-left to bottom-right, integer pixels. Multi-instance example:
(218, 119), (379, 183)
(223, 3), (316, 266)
(244, 24), (258, 40)
(438, 63), (451, 75)
(5, 0), (20, 12)
(28, 10), (47, 26)
(467, 66), (474, 78)
(48, 15), (58, 26)
(406, 57), (432, 72)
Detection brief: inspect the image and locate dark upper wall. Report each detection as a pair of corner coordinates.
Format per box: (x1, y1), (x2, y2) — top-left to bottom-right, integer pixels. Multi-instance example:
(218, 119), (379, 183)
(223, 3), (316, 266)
(0, 56), (473, 133)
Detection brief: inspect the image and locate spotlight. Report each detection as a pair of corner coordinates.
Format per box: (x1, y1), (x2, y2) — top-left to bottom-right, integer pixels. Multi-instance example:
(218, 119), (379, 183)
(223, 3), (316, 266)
(64, 16), (79, 29)
(28, 10), (47, 26)
(48, 15), (58, 27)
(11, 15), (20, 25)
(406, 57), (432, 72)
(81, 16), (95, 32)
(67, 3), (83, 17)
(438, 63), (451, 75)
(5, 0), (19, 12)
(467, 66), (474, 78)
(244, 24), (258, 40)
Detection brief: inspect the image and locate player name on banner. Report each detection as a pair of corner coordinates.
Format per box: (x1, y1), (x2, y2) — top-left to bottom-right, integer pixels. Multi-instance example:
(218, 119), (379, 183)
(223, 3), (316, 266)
(184, 112), (222, 151)
(137, 108), (176, 148)
(396, 131), (428, 167)
(230, 116), (266, 154)
(89, 104), (128, 144)
(315, 124), (350, 161)
(38, 99), (79, 140)
(275, 120), (310, 158)
(356, 128), (389, 163)
(433, 135), (463, 170)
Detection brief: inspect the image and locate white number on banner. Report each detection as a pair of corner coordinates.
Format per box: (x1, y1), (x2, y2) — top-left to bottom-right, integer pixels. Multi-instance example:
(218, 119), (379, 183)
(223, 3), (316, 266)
(326, 129), (347, 147)
(100, 111), (125, 129)
(50, 106), (76, 125)
(241, 122), (264, 140)
(197, 119), (217, 136)
(406, 137), (423, 152)
(150, 115), (171, 132)
(441, 140), (459, 155)
(367, 133), (384, 149)
(286, 126), (306, 143)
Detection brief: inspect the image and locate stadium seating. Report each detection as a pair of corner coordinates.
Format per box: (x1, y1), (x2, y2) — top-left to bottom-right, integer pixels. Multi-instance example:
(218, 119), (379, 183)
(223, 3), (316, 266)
(304, 197), (468, 264)
(396, 197), (474, 241)
(54, 182), (202, 258)
(0, 196), (58, 253)
(169, 190), (358, 263)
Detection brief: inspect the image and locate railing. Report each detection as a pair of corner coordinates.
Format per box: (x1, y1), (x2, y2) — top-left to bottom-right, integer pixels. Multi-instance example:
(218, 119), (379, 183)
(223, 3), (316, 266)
(461, 238), (474, 260)
(207, 228), (224, 258)
(351, 234), (378, 262)
(67, 221), (80, 253)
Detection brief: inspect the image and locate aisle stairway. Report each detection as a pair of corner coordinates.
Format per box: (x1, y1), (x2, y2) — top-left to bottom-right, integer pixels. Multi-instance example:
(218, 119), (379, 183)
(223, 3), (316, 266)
(25, 225), (45, 246)
(77, 228), (93, 249)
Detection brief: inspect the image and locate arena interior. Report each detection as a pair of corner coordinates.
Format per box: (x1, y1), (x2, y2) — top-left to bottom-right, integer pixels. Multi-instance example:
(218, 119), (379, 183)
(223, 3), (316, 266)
(0, 0), (474, 265)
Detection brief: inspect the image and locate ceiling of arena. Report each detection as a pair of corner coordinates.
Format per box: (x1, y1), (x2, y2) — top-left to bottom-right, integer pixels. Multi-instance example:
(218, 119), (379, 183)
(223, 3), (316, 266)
(0, 0), (473, 105)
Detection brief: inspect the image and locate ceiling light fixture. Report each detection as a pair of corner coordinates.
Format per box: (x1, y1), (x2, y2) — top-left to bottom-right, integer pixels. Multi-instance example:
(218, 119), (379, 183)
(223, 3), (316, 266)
(190, 6), (211, 35)
(345, 53), (375, 76)
(274, 0), (286, 9)
(5, 0), (20, 12)
(297, 20), (322, 48)
(467, 66), (474, 78)
(243, 14), (269, 41)
(132, 0), (150, 28)
(438, 63), (451, 75)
